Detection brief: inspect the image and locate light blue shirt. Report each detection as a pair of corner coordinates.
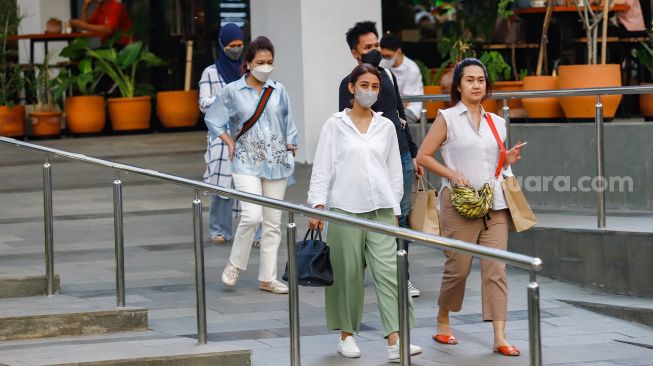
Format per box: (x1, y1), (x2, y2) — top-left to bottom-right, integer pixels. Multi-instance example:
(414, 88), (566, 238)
(204, 75), (298, 180)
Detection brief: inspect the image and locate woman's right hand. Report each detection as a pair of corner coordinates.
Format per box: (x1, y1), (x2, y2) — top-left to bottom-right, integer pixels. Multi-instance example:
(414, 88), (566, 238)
(308, 218), (324, 231)
(308, 205), (325, 231)
(449, 171), (470, 186)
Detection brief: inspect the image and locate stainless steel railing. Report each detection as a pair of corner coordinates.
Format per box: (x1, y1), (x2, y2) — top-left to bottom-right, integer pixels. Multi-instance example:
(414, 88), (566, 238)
(404, 84), (653, 229)
(0, 137), (543, 366)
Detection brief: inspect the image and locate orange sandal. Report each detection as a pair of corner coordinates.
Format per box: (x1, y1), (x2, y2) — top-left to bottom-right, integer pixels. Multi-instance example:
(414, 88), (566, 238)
(494, 345), (520, 356)
(432, 334), (458, 345)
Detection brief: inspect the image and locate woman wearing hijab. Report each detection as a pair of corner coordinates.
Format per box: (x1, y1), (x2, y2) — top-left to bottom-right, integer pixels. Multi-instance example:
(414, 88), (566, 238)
(199, 23), (245, 244)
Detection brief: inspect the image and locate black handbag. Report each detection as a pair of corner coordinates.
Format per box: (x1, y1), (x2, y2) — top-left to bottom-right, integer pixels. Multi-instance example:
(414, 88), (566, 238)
(282, 229), (333, 287)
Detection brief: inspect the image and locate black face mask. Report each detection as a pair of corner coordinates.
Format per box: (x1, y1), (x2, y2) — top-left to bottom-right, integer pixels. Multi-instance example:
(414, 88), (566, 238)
(360, 49), (382, 67)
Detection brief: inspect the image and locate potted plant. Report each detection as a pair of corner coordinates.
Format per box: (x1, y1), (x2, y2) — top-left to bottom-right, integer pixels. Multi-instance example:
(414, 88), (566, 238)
(633, 26), (653, 120)
(156, 40), (199, 128)
(85, 40), (164, 131)
(57, 38), (107, 134)
(522, 0), (564, 120)
(558, 0), (622, 119)
(0, 3), (25, 137)
(26, 54), (65, 137)
(415, 59), (446, 120)
(435, 36), (476, 94)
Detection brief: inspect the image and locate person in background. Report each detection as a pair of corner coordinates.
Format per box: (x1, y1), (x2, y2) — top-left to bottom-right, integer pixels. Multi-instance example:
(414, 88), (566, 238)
(338, 20), (423, 298)
(199, 23), (246, 245)
(309, 63), (422, 363)
(69, 0), (134, 46)
(380, 33), (424, 124)
(205, 36), (297, 295)
(416, 58), (525, 357)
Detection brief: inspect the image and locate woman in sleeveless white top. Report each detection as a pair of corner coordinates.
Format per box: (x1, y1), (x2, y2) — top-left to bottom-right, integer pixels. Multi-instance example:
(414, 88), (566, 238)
(416, 58), (526, 357)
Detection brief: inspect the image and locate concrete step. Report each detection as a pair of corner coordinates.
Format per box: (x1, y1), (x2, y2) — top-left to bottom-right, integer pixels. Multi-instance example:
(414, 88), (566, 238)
(0, 295), (147, 341)
(0, 332), (251, 366)
(0, 275), (60, 298)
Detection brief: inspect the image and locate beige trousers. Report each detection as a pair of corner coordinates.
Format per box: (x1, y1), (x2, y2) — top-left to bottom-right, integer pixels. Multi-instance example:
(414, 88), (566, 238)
(437, 187), (510, 321)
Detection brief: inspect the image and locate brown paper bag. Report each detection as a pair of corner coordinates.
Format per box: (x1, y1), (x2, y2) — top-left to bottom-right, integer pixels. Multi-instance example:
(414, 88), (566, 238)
(501, 175), (536, 232)
(409, 176), (440, 236)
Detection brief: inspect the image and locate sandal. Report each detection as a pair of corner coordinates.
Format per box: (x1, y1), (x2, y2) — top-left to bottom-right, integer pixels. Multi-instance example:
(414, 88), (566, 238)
(432, 333), (458, 345)
(494, 345), (520, 356)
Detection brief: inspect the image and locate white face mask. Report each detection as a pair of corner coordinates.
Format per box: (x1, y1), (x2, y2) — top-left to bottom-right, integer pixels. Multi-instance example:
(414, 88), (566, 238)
(354, 88), (378, 108)
(250, 64), (274, 82)
(379, 54), (397, 69)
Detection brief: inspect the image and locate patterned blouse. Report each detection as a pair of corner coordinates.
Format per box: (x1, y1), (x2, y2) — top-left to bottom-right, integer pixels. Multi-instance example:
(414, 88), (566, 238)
(204, 75), (297, 180)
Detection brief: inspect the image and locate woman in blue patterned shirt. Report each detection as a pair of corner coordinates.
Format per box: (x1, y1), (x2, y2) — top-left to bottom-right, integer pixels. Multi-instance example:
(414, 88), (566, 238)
(205, 36), (297, 294)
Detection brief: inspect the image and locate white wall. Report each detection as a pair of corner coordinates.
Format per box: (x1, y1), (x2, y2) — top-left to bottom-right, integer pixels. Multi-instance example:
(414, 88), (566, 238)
(17, 0), (71, 64)
(251, 0), (382, 163)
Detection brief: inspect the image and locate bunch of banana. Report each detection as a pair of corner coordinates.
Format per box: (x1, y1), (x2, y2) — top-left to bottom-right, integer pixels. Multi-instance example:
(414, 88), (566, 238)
(450, 183), (493, 219)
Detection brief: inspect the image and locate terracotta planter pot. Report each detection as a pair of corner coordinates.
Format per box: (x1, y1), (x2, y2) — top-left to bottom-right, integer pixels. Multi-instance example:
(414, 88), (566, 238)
(65, 96), (106, 134)
(156, 90), (200, 128)
(423, 85), (446, 119)
(0, 105), (26, 137)
(522, 76), (564, 119)
(638, 82), (653, 120)
(493, 80), (526, 118)
(482, 98), (498, 115)
(29, 111), (63, 137)
(107, 96), (151, 131)
(558, 64), (622, 119)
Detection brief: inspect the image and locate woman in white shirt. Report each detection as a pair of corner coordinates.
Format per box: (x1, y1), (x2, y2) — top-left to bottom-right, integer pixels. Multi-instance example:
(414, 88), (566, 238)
(416, 58), (525, 357)
(308, 64), (422, 363)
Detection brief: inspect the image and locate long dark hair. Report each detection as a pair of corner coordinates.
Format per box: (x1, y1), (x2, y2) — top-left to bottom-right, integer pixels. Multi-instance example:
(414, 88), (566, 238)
(241, 36), (275, 74)
(450, 58), (493, 105)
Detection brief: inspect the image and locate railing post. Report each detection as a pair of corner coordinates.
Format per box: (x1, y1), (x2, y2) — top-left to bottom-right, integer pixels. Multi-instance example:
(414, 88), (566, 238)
(419, 108), (432, 184)
(419, 108), (428, 145)
(595, 95), (606, 228)
(287, 213), (301, 366)
(113, 171), (126, 307)
(192, 190), (207, 344)
(397, 246), (410, 366)
(528, 272), (542, 366)
(502, 98), (511, 147)
(42, 156), (55, 296)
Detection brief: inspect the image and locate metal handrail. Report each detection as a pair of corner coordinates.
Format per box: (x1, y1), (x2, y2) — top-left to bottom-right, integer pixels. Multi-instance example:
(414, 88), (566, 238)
(0, 136), (544, 366)
(402, 84), (653, 102)
(407, 84), (653, 229)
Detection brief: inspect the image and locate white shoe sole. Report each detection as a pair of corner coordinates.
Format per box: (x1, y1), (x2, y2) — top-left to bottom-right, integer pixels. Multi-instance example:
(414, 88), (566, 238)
(338, 350), (361, 358)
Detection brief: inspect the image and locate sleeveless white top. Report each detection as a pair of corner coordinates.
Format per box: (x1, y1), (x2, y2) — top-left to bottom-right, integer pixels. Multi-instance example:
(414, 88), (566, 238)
(438, 102), (513, 210)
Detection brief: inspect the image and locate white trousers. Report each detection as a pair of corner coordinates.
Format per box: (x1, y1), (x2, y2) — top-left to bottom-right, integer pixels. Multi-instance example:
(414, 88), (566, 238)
(229, 173), (287, 282)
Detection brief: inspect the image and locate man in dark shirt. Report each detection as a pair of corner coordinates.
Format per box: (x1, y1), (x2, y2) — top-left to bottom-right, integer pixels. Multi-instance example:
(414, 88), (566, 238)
(338, 20), (423, 297)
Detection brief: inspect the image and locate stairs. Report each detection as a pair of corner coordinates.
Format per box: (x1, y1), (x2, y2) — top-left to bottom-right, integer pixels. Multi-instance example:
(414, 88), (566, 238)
(0, 276), (251, 365)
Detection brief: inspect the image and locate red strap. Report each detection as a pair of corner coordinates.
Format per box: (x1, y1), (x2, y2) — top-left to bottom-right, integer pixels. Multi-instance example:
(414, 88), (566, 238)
(235, 87), (274, 142)
(485, 113), (506, 178)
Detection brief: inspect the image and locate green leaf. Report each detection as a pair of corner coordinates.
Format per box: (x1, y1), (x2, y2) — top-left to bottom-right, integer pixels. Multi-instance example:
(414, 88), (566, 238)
(88, 48), (118, 63)
(117, 41), (143, 68)
(141, 51), (165, 66)
(78, 59), (92, 75)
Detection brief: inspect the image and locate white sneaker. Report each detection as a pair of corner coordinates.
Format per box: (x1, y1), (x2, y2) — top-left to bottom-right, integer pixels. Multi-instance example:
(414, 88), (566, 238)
(259, 280), (288, 294)
(337, 336), (361, 358)
(221, 262), (239, 287)
(407, 281), (421, 297)
(386, 340), (422, 363)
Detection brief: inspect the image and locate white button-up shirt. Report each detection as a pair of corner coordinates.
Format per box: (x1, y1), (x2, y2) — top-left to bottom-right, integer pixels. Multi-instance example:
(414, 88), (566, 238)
(308, 109), (404, 215)
(439, 102), (513, 210)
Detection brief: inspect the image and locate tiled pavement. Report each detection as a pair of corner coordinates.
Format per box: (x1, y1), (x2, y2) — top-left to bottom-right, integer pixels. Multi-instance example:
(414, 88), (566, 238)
(0, 131), (652, 365)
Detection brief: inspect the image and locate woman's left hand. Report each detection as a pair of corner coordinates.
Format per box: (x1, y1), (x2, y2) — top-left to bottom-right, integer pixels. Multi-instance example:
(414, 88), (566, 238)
(505, 141), (525, 166)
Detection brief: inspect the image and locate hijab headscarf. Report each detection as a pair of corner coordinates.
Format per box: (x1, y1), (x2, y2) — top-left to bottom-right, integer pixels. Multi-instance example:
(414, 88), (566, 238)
(215, 23), (245, 84)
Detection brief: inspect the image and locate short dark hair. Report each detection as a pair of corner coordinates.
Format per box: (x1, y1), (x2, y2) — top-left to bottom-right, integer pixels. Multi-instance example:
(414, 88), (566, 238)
(345, 21), (378, 50)
(242, 36), (275, 73)
(349, 63), (381, 85)
(380, 33), (402, 51)
(450, 58), (493, 105)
